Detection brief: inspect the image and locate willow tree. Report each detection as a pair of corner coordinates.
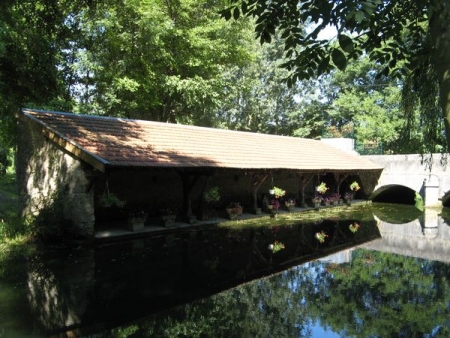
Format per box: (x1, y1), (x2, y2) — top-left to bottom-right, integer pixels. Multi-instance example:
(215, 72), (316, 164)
(221, 0), (450, 152)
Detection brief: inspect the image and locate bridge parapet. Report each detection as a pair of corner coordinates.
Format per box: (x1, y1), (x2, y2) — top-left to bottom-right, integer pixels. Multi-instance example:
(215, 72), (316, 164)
(363, 154), (450, 207)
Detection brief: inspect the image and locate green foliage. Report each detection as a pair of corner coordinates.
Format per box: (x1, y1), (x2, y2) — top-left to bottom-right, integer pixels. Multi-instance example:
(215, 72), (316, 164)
(414, 192), (424, 211)
(216, 32), (302, 135)
(0, 216), (26, 241)
(0, 172), (23, 241)
(316, 182), (328, 194)
(222, 0), (426, 81)
(272, 186), (286, 199)
(222, 0), (450, 152)
(72, 0), (254, 124)
(98, 192), (126, 209)
(350, 181), (360, 192)
(0, 0), (77, 142)
(203, 186), (220, 204)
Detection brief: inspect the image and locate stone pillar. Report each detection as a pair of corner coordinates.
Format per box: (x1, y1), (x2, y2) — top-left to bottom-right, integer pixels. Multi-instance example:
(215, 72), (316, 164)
(424, 175), (440, 208)
(422, 208), (439, 238)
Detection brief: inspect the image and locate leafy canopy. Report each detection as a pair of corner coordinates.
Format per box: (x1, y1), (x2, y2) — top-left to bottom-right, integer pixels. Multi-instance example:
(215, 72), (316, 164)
(221, 0), (428, 86)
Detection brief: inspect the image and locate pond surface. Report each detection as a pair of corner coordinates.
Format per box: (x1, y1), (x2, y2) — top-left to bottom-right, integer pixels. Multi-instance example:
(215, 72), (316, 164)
(1, 203), (450, 337)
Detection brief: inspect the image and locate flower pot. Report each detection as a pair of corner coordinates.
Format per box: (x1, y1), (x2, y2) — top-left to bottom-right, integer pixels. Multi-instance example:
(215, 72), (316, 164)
(161, 214), (176, 227)
(127, 217), (145, 232)
(285, 203), (295, 212)
(226, 206), (243, 220)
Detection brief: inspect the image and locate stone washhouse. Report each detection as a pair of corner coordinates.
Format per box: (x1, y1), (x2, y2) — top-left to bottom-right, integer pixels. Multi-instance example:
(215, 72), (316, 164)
(16, 109), (383, 240)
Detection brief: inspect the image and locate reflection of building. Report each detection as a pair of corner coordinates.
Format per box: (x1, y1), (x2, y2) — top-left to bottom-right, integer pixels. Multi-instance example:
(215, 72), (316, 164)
(318, 249), (354, 264)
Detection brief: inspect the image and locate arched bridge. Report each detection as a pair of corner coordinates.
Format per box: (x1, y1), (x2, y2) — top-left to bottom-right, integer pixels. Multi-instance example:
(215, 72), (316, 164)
(363, 154), (450, 207)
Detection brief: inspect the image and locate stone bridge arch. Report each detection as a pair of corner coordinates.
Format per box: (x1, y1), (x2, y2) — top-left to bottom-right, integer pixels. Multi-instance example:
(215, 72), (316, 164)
(370, 184), (418, 205)
(363, 154), (450, 207)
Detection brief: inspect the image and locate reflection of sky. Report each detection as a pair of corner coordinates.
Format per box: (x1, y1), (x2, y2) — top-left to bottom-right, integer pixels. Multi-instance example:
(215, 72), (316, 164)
(311, 320), (341, 338)
(289, 255), (349, 338)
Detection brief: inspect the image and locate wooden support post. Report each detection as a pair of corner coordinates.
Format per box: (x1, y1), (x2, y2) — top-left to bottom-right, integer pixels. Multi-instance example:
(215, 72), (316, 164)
(297, 173), (313, 207)
(249, 172), (268, 214)
(334, 173), (349, 197)
(179, 172), (201, 223)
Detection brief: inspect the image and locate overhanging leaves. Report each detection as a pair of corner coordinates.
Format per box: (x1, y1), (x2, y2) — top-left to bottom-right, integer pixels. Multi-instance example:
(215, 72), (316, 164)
(332, 48), (347, 70)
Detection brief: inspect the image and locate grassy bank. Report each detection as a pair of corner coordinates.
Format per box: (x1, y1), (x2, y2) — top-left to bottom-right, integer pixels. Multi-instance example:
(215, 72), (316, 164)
(0, 170), (36, 265)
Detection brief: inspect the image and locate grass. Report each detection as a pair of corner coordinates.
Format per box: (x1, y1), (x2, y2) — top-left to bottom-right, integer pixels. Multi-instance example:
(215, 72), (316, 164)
(0, 169), (35, 266)
(217, 202), (376, 229)
(0, 171), (18, 219)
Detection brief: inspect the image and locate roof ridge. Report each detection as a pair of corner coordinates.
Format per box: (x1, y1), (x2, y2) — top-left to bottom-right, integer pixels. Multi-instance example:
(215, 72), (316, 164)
(20, 108), (384, 172)
(22, 108), (317, 142)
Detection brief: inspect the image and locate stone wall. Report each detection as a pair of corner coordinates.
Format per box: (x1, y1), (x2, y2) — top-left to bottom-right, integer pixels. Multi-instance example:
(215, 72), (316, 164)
(16, 117), (95, 239)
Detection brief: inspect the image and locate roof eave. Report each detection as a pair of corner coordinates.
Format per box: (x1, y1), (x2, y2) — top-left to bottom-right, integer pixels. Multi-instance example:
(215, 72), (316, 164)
(21, 109), (108, 172)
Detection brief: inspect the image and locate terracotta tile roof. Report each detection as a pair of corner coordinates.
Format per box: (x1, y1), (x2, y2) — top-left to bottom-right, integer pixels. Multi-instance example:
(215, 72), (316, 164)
(21, 109), (383, 173)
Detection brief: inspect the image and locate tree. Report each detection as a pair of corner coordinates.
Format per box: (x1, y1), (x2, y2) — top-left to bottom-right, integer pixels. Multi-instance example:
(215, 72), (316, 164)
(0, 0), (80, 148)
(221, 0), (450, 152)
(73, 0), (254, 125)
(216, 33), (301, 134)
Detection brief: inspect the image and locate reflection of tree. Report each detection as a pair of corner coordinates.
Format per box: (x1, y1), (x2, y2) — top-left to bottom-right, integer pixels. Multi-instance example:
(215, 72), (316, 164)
(299, 249), (450, 337)
(95, 272), (310, 337)
(96, 249), (450, 338)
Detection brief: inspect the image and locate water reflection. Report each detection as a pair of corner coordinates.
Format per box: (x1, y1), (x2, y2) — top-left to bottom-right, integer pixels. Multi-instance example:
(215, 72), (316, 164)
(366, 208), (450, 263)
(2, 216), (379, 337)
(1, 205), (450, 337)
(88, 247), (450, 338)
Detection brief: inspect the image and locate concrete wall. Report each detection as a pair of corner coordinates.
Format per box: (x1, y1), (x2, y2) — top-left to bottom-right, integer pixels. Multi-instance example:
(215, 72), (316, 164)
(16, 117), (95, 239)
(364, 153), (450, 207)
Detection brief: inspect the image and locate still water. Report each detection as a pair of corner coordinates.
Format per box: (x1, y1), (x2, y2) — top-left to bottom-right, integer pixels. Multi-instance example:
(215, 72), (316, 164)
(1, 203), (450, 337)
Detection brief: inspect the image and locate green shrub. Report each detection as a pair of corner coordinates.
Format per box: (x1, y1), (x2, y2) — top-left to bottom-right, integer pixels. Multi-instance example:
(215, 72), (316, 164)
(0, 215), (26, 240)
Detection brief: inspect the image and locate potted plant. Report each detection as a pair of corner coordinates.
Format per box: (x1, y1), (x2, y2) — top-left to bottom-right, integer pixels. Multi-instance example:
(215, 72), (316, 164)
(268, 240), (285, 253)
(315, 231), (328, 243)
(316, 182), (328, 195)
(349, 222), (360, 233)
(331, 193), (340, 205)
(350, 181), (360, 192)
(273, 186), (286, 199)
(312, 196), (322, 209)
(344, 192), (354, 205)
(267, 199), (280, 217)
(98, 192), (126, 209)
(159, 207), (177, 227)
(127, 210), (147, 232)
(284, 198), (296, 211)
(322, 196), (332, 206)
(199, 186), (220, 220)
(226, 202), (243, 220)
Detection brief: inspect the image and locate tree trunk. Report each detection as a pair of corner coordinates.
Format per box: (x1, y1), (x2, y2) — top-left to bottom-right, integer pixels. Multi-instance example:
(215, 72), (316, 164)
(430, 0), (450, 150)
